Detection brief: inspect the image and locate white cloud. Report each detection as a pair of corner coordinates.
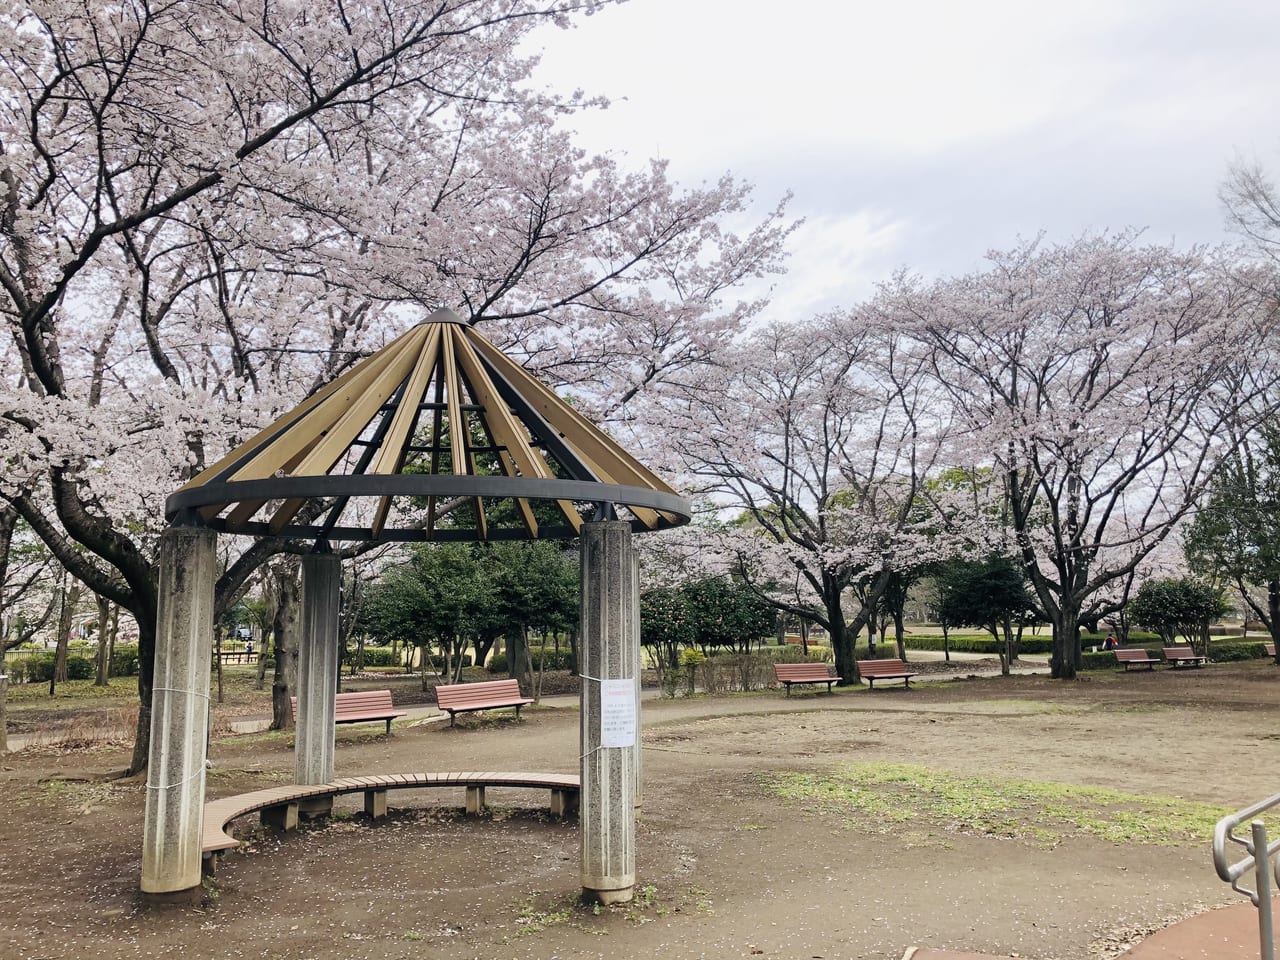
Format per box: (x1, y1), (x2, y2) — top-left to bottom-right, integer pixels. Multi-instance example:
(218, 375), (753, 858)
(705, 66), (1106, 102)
(527, 0), (1280, 308)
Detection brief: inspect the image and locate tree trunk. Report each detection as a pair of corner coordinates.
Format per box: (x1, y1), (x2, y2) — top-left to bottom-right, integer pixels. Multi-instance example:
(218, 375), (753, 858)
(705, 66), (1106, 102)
(941, 621), (951, 662)
(999, 618), (1015, 676)
(94, 595), (112, 686)
(1050, 608), (1081, 679)
(51, 580), (81, 689)
(0, 646), (8, 753)
(270, 574), (300, 731)
(827, 591), (857, 685)
(214, 625), (224, 704)
(1269, 579), (1280, 665)
(128, 610), (158, 775)
(894, 609), (906, 661)
(510, 625), (532, 690)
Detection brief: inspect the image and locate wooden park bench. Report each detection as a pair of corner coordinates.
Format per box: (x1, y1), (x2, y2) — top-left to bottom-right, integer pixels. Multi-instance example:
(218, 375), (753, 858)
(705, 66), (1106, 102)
(1265, 642), (1276, 658)
(1114, 648), (1158, 671)
(434, 678), (534, 726)
(290, 689), (406, 734)
(1162, 646), (1207, 668)
(856, 658), (917, 689)
(201, 771), (579, 871)
(773, 662), (838, 696)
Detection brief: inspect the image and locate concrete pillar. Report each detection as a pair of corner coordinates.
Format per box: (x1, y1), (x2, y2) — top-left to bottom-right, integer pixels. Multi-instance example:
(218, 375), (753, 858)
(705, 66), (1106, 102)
(141, 525), (217, 899)
(296, 552), (340, 813)
(579, 520), (639, 905)
(631, 546), (642, 808)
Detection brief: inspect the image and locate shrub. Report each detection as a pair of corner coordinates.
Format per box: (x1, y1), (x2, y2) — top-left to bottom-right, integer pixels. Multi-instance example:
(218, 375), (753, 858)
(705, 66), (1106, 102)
(528, 646), (572, 671)
(344, 645), (399, 668)
(1209, 641), (1269, 662)
(1080, 651), (1119, 671)
(428, 654), (473, 670)
(765, 643), (832, 664)
(487, 653), (508, 674)
(24, 654), (95, 683)
(111, 645), (140, 677)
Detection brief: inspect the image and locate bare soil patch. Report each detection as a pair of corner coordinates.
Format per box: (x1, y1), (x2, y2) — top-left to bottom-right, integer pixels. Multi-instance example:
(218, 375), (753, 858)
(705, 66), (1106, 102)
(1, 661), (1277, 960)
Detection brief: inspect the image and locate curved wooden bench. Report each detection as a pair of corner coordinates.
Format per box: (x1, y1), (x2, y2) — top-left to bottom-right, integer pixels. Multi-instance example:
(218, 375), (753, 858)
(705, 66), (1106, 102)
(202, 771), (580, 868)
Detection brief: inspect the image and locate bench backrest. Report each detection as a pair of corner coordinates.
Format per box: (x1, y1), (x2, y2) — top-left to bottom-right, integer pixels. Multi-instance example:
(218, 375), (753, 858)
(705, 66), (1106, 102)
(773, 663), (834, 681)
(435, 677), (526, 710)
(291, 688), (396, 720)
(1162, 646), (1198, 658)
(1266, 643), (1277, 657)
(1115, 649), (1154, 661)
(857, 658), (909, 677)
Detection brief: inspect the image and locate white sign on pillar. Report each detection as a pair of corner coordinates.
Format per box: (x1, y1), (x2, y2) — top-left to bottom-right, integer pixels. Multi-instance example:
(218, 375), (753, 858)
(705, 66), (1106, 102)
(600, 678), (637, 748)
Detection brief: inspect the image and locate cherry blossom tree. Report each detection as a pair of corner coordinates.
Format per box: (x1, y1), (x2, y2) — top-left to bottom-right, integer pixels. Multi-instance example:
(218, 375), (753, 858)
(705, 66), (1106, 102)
(667, 312), (968, 684)
(0, 1), (792, 771)
(882, 234), (1279, 678)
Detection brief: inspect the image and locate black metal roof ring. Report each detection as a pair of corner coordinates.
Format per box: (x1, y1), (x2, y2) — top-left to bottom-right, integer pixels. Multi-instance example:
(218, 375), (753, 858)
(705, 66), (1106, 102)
(165, 474), (692, 540)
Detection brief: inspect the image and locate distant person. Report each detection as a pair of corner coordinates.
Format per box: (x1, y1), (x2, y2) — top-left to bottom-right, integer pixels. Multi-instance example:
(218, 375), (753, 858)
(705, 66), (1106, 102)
(1103, 634), (1117, 650)
(245, 640), (254, 657)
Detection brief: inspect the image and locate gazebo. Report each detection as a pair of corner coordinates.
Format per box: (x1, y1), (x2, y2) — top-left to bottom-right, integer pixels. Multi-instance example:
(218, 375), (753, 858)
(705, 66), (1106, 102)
(141, 307), (690, 904)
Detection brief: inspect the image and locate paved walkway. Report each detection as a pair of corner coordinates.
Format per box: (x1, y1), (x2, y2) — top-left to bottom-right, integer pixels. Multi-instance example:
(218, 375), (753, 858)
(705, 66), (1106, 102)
(1120, 900), (1273, 959)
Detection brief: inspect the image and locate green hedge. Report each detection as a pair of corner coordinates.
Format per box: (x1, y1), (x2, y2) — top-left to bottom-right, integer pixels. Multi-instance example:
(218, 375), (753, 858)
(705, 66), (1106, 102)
(111, 645), (140, 677)
(1080, 641), (1271, 670)
(758, 644), (832, 664)
(1209, 641), (1270, 662)
(19, 654), (96, 683)
(429, 654), (473, 670)
(344, 646), (399, 668)
(487, 647), (572, 673)
(903, 634), (1054, 654)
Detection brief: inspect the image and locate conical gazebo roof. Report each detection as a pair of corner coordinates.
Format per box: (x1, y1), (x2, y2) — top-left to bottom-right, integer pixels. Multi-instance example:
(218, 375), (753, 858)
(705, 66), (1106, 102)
(166, 308), (691, 542)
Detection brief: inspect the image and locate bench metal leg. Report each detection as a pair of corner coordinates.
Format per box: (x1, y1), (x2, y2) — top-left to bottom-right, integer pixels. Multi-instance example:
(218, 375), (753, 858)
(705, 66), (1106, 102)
(261, 802), (299, 831)
(201, 852), (220, 877)
(364, 789), (387, 819)
(466, 785), (486, 815)
(385, 718), (392, 734)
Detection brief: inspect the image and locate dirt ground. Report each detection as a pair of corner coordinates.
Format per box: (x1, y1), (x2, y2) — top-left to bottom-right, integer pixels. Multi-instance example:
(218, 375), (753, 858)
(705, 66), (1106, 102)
(2, 661), (1278, 960)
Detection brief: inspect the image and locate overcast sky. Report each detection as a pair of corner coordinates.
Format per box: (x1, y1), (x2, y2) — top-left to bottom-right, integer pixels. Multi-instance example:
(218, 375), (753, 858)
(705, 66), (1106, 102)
(527, 0), (1280, 317)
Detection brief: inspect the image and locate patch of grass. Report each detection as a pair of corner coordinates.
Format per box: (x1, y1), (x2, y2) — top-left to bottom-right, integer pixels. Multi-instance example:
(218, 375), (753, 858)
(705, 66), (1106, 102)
(4, 676), (138, 707)
(767, 761), (1231, 847)
(514, 892), (576, 933)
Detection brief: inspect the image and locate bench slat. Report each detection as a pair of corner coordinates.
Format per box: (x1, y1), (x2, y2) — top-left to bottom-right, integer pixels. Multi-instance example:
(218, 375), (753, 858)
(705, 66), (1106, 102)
(855, 659), (916, 689)
(772, 663), (838, 696)
(290, 689), (406, 733)
(435, 678), (534, 725)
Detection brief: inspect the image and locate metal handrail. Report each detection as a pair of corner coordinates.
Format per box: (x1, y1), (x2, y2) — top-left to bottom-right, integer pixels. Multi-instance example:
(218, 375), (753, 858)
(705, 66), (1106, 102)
(1213, 792), (1280, 960)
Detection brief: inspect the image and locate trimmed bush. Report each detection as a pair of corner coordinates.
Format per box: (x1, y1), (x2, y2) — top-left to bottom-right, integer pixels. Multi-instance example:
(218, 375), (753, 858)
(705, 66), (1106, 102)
(111, 645), (139, 677)
(429, 654), (473, 670)
(1080, 651), (1119, 670)
(763, 643), (832, 664)
(24, 654), (95, 683)
(1209, 641), (1270, 662)
(344, 645), (399, 668)
(484, 647), (571, 674)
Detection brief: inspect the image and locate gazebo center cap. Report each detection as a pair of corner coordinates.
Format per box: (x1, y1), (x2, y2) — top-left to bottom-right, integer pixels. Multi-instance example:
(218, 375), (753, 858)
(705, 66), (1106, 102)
(425, 306), (469, 325)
